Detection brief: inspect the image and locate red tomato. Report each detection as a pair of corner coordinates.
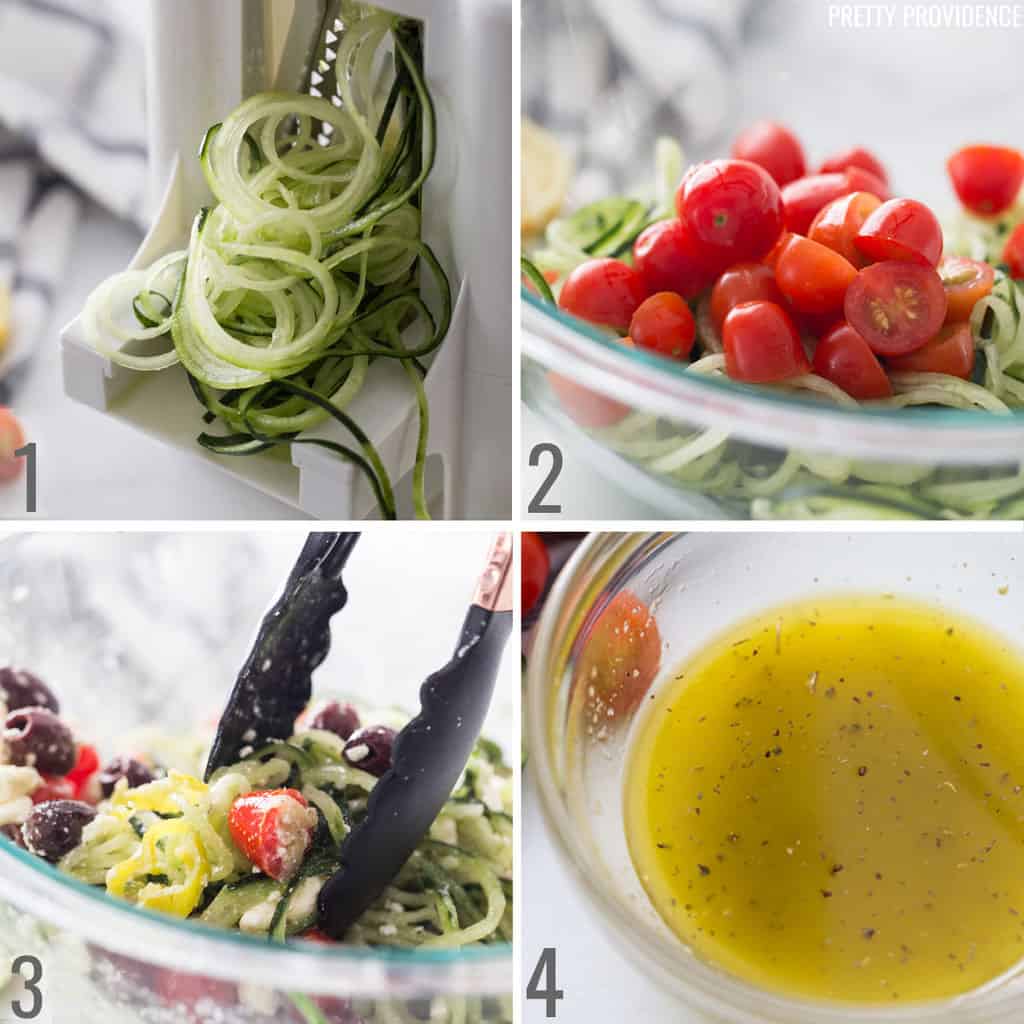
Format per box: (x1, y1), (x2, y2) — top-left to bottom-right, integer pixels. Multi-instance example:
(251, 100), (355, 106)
(809, 191), (882, 267)
(731, 121), (806, 187)
(812, 322), (892, 399)
(228, 789), (316, 882)
(775, 235), (858, 314)
(723, 301), (810, 383)
(844, 261), (948, 356)
(0, 410), (26, 484)
(854, 198), (943, 266)
(632, 218), (718, 299)
(939, 257), (995, 322)
(947, 145), (1024, 216)
(781, 173), (851, 234)
(521, 533), (550, 616)
(574, 590), (661, 719)
(819, 147), (889, 189)
(31, 776), (76, 804)
(547, 337), (635, 429)
(156, 970), (237, 1024)
(887, 321), (975, 379)
(67, 744), (100, 802)
(710, 263), (785, 333)
(1004, 222), (1024, 279)
(559, 258), (648, 330)
(629, 292), (696, 360)
(676, 159), (784, 265)
(762, 231), (796, 270)
(843, 166), (891, 201)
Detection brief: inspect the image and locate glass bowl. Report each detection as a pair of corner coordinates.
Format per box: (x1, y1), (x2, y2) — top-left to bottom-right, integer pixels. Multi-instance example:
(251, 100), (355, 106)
(0, 533), (513, 1024)
(521, 0), (1024, 520)
(527, 531), (1024, 1022)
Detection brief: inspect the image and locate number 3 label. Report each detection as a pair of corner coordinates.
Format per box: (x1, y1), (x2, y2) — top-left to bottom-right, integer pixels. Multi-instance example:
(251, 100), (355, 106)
(10, 956), (43, 1020)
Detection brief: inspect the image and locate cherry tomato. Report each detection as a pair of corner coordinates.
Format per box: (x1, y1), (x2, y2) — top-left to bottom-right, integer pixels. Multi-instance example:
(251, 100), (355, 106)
(676, 159), (784, 265)
(854, 198), (943, 266)
(66, 744), (100, 802)
(546, 337), (635, 429)
(0, 409), (26, 484)
(574, 590), (661, 719)
(710, 263), (785, 333)
(775, 235), (858, 315)
(723, 301), (810, 383)
(1004, 222), (1024, 279)
(939, 257), (995, 322)
(812, 321), (892, 399)
(521, 533), (550, 616)
(731, 121), (806, 187)
(763, 231), (796, 270)
(559, 258), (648, 330)
(844, 260), (948, 356)
(632, 218), (717, 299)
(842, 166), (891, 201)
(629, 292), (696, 360)
(947, 145), (1024, 216)
(887, 321), (975, 379)
(819, 147), (889, 189)
(809, 191), (882, 267)
(781, 173), (853, 234)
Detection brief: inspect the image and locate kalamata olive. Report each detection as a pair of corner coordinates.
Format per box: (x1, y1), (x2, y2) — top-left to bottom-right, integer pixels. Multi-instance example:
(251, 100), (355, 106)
(309, 701), (360, 741)
(4, 708), (76, 775)
(0, 668), (58, 714)
(22, 800), (96, 862)
(97, 756), (156, 798)
(343, 726), (396, 777)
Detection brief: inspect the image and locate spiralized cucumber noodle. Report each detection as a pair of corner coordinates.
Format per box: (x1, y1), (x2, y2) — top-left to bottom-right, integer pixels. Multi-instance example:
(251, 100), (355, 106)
(526, 139), (1024, 520)
(82, 5), (451, 520)
(60, 720), (512, 950)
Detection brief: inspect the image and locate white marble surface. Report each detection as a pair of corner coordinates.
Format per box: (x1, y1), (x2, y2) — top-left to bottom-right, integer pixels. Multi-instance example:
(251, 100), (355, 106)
(0, 204), (306, 520)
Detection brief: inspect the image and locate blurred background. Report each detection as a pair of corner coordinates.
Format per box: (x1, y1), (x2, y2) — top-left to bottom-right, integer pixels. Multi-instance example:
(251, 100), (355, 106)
(522, 0), (1024, 518)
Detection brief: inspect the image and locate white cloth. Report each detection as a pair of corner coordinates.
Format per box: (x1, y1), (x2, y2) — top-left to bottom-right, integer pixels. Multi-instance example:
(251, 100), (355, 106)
(0, 0), (148, 394)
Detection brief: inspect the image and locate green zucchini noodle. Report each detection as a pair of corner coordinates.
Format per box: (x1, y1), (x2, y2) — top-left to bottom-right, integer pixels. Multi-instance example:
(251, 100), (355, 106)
(526, 138), (1024, 520)
(81, 4), (452, 519)
(59, 717), (512, 951)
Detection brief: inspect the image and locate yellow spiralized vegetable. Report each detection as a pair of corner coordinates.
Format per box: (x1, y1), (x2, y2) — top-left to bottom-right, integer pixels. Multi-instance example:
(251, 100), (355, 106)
(107, 819), (210, 918)
(110, 771), (208, 816)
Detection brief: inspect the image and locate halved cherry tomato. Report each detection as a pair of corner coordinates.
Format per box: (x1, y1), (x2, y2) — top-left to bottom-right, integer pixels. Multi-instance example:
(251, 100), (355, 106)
(547, 338), (635, 428)
(0, 409), (26, 484)
(812, 321), (892, 399)
(676, 159), (784, 265)
(710, 263), (785, 333)
(521, 533), (550, 616)
(887, 321), (975, 379)
(947, 145), (1024, 216)
(731, 121), (806, 187)
(1004, 222), (1024, 280)
(776, 235), (858, 315)
(763, 231), (796, 270)
(854, 198), (943, 266)
(629, 292), (696, 360)
(809, 191), (882, 267)
(939, 257), (995, 322)
(723, 301), (810, 383)
(819, 147), (889, 189)
(559, 258), (648, 330)
(574, 590), (661, 719)
(632, 218), (717, 299)
(844, 260), (947, 356)
(66, 744), (101, 802)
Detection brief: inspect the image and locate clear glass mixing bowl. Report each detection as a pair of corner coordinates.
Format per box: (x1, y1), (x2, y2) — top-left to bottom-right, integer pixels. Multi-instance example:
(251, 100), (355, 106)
(0, 533), (513, 1024)
(521, 0), (1024, 520)
(527, 531), (1024, 1022)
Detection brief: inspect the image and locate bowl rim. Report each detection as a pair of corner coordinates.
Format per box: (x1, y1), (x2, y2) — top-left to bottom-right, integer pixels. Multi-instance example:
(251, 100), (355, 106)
(522, 293), (1024, 464)
(0, 834), (511, 997)
(525, 532), (1024, 1023)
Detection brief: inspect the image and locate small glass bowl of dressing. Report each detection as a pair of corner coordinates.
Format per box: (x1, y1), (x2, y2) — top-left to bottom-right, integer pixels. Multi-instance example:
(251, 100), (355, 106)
(527, 531), (1024, 1023)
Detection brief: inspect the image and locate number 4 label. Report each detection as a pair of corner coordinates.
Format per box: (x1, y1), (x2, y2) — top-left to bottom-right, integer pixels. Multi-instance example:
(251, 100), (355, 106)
(526, 947), (564, 1018)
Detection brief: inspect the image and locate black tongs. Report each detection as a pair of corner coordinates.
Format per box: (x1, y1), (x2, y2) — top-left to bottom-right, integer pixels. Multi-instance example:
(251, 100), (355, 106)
(317, 533), (513, 938)
(205, 533), (360, 780)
